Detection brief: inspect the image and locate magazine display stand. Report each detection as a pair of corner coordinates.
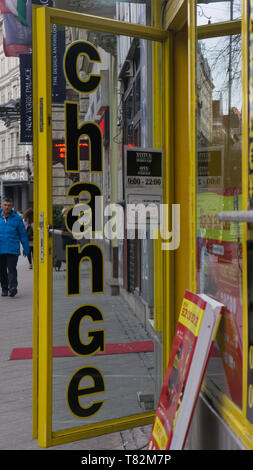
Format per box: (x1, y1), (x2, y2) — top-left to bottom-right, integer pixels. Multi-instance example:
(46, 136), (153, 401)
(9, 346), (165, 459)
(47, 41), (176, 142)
(148, 290), (224, 450)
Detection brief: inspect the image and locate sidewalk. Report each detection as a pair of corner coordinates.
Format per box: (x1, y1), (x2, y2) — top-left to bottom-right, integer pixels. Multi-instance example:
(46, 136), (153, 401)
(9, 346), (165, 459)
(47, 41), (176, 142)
(0, 256), (152, 450)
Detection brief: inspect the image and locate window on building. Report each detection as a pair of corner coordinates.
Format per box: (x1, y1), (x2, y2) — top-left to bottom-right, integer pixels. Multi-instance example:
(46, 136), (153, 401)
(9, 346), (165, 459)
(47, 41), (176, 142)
(7, 137), (11, 160)
(1, 58), (5, 77)
(10, 133), (14, 158)
(1, 139), (5, 162)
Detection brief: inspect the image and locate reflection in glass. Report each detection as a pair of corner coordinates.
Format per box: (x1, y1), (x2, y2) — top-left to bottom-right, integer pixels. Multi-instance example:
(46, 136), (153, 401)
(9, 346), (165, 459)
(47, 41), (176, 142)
(197, 1), (241, 26)
(196, 35), (242, 408)
(50, 23), (161, 432)
(54, 0), (152, 26)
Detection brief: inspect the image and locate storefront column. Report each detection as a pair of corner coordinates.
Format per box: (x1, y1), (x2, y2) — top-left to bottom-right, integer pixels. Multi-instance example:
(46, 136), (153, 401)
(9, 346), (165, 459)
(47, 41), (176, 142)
(21, 184), (29, 212)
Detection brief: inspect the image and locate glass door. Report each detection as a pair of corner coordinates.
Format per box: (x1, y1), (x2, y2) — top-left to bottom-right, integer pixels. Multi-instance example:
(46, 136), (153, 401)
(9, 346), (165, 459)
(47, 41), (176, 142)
(196, 28), (243, 409)
(33, 6), (168, 447)
(188, 0), (253, 446)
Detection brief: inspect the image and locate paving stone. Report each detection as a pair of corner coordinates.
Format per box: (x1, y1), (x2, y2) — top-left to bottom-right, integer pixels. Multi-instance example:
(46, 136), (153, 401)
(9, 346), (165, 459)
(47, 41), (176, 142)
(0, 258), (155, 450)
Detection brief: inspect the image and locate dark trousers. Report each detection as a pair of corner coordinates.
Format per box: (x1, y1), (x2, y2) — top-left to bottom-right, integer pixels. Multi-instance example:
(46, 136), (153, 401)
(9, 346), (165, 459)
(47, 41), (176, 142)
(27, 247), (33, 265)
(0, 254), (19, 292)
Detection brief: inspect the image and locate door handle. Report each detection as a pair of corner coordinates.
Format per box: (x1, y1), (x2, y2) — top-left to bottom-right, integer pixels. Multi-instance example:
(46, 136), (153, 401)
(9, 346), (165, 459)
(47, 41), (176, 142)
(218, 211), (253, 223)
(47, 225), (70, 237)
(47, 224), (53, 237)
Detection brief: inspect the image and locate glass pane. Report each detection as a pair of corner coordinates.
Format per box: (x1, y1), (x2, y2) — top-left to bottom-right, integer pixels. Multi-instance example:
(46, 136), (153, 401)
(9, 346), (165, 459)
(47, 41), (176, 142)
(196, 35), (243, 408)
(54, 0), (152, 26)
(50, 24), (163, 432)
(197, 1), (241, 26)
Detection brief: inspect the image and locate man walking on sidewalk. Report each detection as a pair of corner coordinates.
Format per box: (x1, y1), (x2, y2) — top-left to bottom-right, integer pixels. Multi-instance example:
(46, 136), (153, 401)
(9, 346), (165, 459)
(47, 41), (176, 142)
(0, 197), (30, 297)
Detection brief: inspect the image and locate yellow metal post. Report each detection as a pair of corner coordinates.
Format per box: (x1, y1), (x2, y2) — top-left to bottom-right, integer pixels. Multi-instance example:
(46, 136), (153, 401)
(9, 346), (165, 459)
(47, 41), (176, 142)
(162, 34), (174, 375)
(174, 24), (190, 318)
(152, 0), (163, 335)
(32, 4), (38, 440)
(35, 6), (53, 447)
(188, 0), (197, 293)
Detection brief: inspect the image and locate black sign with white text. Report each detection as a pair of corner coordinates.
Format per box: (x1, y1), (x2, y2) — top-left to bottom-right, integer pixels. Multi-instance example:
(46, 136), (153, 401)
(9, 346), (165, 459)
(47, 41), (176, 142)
(126, 147), (162, 189)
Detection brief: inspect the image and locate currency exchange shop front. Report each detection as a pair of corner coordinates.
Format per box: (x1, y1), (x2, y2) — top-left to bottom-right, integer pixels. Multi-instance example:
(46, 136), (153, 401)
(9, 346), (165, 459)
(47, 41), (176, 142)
(183, 0), (253, 450)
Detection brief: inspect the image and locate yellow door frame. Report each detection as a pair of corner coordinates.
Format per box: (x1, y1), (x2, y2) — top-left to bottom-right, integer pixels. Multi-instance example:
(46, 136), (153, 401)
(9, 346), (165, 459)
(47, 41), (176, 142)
(152, 0), (185, 377)
(33, 5), (170, 448)
(32, 4), (39, 440)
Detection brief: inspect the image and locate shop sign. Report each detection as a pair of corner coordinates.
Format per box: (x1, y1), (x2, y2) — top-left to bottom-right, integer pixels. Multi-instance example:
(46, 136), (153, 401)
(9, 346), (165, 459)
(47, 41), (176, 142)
(63, 41), (105, 419)
(3, 170), (28, 181)
(53, 139), (89, 163)
(125, 147), (162, 190)
(125, 147), (162, 229)
(197, 146), (223, 190)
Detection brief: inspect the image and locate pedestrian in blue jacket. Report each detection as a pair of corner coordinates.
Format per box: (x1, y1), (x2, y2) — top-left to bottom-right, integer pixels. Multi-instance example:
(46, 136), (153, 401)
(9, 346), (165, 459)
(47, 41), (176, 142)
(0, 197), (30, 297)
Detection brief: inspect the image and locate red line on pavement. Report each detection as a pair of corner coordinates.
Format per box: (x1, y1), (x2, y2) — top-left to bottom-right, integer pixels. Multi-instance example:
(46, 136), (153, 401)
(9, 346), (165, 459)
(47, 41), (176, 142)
(9, 340), (154, 360)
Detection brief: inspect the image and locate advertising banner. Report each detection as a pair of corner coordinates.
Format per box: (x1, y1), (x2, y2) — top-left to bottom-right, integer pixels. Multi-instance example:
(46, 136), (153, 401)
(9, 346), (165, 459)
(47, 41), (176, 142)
(20, 52), (33, 142)
(197, 189), (243, 408)
(1, 0), (53, 57)
(0, 0), (30, 25)
(51, 25), (66, 104)
(19, 25), (65, 142)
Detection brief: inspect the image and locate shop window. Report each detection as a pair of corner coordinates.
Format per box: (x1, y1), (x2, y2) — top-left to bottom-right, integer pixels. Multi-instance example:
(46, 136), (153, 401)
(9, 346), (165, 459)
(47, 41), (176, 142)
(54, 0), (152, 25)
(135, 74), (141, 116)
(196, 34), (243, 409)
(116, 0), (151, 26)
(124, 88), (134, 145)
(122, 41), (143, 294)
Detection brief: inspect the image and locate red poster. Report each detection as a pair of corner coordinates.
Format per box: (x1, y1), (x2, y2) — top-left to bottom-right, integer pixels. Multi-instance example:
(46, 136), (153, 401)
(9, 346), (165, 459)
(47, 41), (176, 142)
(148, 290), (223, 450)
(198, 237), (243, 407)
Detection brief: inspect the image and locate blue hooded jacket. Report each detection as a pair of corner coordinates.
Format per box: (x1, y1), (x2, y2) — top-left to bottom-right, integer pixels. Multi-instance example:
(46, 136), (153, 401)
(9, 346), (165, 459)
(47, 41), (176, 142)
(0, 209), (30, 256)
